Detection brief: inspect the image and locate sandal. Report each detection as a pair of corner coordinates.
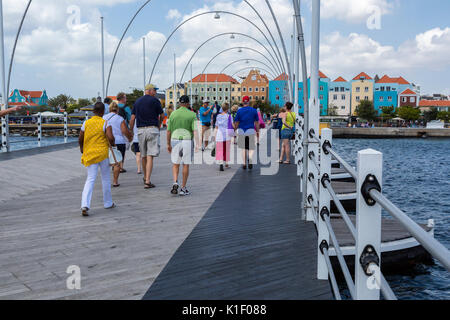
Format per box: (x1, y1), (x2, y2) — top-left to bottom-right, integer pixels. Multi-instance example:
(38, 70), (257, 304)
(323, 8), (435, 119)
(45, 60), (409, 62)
(283, 161), (291, 165)
(113, 184), (120, 188)
(120, 169), (127, 173)
(144, 182), (156, 189)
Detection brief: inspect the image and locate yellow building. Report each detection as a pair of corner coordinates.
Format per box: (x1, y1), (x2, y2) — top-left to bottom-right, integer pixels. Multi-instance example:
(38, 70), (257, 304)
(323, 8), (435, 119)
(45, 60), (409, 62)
(231, 82), (242, 104)
(165, 84), (186, 109)
(351, 72), (374, 115)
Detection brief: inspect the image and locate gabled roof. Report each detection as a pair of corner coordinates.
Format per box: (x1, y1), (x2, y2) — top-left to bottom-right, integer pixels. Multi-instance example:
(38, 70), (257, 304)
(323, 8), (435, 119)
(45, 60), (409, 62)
(319, 70), (328, 79)
(165, 83), (185, 90)
(376, 75), (410, 85)
(419, 100), (450, 107)
(274, 73), (289, 81)
(353, 72), (373, 81)
(400, 89), (417, 95)
(333, 76), (347, 82)
(191, 74), (238, 84)
(10, 90), (44, 99)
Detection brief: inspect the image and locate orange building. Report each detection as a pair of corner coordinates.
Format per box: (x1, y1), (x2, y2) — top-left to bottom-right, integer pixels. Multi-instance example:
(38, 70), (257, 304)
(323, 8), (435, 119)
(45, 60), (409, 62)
(240, 69), (269, 103)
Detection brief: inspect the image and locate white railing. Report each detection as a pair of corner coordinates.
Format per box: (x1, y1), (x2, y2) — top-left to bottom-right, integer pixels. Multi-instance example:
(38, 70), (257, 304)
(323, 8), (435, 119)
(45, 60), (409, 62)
(296, 125), (450, 300)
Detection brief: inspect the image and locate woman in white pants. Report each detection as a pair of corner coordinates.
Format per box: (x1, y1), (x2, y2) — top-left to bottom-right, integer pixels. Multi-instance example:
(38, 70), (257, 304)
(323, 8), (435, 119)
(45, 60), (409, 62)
(79, 102), (116, 217)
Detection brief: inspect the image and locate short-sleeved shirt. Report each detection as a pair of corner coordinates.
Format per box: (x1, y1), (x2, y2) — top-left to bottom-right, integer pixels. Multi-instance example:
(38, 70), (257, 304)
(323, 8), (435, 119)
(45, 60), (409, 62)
(132, 95), (164, 128)
(167, 107), (198, 140)
(235, 106), (259, 135)
(199, 106), (213, 124)
(103, 113), (127, 145)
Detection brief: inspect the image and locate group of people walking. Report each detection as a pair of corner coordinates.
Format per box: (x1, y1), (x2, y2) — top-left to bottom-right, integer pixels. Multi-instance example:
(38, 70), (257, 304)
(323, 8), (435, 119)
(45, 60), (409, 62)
(78, 84), (290, 217)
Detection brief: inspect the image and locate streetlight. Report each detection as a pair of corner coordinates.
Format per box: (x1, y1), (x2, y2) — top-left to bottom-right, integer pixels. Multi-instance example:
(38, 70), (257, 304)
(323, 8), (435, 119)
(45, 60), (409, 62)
(238, 48), (242, 53)
(230, 33), (235, 39)
(214, 12), (221, 19)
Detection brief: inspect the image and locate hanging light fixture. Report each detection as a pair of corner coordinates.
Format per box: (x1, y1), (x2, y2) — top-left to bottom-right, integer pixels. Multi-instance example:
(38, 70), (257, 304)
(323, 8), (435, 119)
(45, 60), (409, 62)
(214, 12), (221, 19)
(238, 48), (242, 53)
(230, 33), (235, 39)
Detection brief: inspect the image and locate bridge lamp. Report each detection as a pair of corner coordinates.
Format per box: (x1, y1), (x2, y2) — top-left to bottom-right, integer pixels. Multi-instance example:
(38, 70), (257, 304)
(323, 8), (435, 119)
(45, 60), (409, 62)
(214, 12), (221, 19)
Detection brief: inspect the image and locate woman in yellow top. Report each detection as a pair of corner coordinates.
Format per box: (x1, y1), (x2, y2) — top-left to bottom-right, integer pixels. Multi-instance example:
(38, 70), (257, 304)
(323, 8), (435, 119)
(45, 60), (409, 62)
(79, 102), (116, 217)
(279, 102), (296, 164)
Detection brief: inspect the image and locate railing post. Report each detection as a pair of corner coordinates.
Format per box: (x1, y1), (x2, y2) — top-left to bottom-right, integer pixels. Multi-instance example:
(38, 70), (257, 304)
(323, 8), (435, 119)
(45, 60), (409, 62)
(355, 149), (383, 300)
(64, 112), (68, 144)
(296, 117), (303, 182)
(37, 112), (42, 148)
(1, 114), (9, 152)
(85, 111), (89, 122)
(317, 128), (332, 280)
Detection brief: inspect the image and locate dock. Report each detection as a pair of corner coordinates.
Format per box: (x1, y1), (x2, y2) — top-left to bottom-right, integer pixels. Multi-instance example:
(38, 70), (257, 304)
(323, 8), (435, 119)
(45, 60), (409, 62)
(0, 131), (433, 300)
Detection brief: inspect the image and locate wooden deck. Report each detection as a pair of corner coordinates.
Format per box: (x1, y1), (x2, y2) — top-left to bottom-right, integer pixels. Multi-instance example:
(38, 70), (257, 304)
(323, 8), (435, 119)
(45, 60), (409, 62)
(143, 157), (332, 300)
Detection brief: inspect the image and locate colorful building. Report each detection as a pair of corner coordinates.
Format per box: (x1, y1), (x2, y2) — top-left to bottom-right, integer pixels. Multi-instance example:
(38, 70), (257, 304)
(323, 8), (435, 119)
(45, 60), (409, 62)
(351, 72), (374, 115)
(186, 74), (239, 104)
(241, 69), (269, 103)
(231, 82), (242, 104)
(328, 76), (351, 116)
(165, 83), (186, 108)
(268, 73), (290, 108)
(418, 100), (449, 113)
(374, 75), (413, 114)
(398, 89), (420, 108)
(8, 89), (49, 107)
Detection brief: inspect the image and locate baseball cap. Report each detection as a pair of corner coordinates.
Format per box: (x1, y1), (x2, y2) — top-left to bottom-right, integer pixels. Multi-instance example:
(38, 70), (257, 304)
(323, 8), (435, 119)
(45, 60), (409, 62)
(179, 95), (190, 104)
(242, 96), (250, 103)
(203, 99), (210, 103)
(145, 84), (159, 91)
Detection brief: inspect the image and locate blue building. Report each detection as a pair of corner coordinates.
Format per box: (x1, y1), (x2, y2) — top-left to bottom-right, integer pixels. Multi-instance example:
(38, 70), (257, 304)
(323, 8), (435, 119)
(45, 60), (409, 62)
(269, 71), (329, 116)
(374, 75), (411, 114)
(8, 89), (49, 107)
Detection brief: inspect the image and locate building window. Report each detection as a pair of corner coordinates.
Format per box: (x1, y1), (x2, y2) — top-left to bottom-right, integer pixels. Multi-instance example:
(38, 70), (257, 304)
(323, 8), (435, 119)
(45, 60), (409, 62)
(410, 97), (416, 103)
(195, 88), (198, 93)
(225, 88), (229, 92)
(225, 96), (229, 100)
(232, 97), (235, 101)
(219, 96), (222, 101)
(365, 87), (369, 92)
(388, 96), (392, 102)
(356, 87), (360, 93)
(249, 96), (253, 100)
(262, 87), (265, 92)
(255, 96), (259, 100)
(387, 86), (391, 92)
(381, 86), (385, 91)
(379, 96), (383, 102)
(262, 96), (265, 101)
(219, 88), (222, 92)
(232, 88), (235, 92)
(243, 87), (247, 92)
(340, 87), (345, 92)
(238, 88), (241, 92)
(201, 88), (204, 92)
(319, 95), (323, 100)
(320, 86), (324, 91)
(364, 96), (369, 100)
(276, 95), (280, 100)
(341, 106), (345, 110)
(333, 95), (338, 100)
(342, 95), (346, 100)
(356, 96), (360, 102)
(169, 92), (173, 99)
(276, 87), (280, 92)
(255, 87), (259, 92)
(249, 87), (253, 92)
(402, 97), (407, 102)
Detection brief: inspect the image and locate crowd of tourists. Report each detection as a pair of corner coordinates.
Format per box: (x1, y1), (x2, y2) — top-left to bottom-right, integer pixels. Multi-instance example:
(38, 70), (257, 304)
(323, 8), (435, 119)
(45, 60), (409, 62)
(78, 83), (292, 217)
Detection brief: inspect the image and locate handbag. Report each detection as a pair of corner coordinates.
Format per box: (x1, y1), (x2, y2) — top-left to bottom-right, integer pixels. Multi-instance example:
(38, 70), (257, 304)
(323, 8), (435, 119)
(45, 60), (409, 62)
(287, 112), (296, 140)
(109, 146), (123, 165)
(258, 111), (266, 129)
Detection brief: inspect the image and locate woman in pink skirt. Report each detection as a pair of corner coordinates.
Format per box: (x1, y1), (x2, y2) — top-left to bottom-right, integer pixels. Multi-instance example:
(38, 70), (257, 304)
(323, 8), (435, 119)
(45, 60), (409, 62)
(215, 103), (234, 171)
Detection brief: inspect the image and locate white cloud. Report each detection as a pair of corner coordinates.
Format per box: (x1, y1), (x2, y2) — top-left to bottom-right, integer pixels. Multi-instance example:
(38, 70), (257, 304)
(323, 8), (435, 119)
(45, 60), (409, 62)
(166, 9), (182, 20)
(319, 0), (394, 23)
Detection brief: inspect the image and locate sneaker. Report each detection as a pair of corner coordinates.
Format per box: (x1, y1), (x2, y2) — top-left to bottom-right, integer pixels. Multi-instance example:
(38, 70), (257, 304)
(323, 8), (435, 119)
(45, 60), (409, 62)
(220, 165), (224, 172)
(171, 183), (179, 195)
(179, 188), (190, 196)
(248, 163), (253, 170)
(105, 203), (116, 210)
(81, 207), (89, 217)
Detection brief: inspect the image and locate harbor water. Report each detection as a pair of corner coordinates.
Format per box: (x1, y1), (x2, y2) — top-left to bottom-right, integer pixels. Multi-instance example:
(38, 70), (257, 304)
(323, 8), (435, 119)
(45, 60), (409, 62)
(3, 136), (78, 152)
(333, 138), (450, 300)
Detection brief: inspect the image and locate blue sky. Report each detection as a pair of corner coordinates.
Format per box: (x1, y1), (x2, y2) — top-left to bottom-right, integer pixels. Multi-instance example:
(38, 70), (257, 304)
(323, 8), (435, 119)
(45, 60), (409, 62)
(2, 0), (450, 99)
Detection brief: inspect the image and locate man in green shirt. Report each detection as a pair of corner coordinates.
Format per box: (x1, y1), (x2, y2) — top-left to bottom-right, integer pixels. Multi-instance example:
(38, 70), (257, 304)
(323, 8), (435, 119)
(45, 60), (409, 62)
(167, 95), (199, 196)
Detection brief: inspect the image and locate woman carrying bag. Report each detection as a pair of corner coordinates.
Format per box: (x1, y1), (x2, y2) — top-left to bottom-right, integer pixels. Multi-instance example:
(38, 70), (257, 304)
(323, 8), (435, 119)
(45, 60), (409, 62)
(214, 103), (234, 171)
(279, 102), (296, 164)
(79, 102), (116, 217)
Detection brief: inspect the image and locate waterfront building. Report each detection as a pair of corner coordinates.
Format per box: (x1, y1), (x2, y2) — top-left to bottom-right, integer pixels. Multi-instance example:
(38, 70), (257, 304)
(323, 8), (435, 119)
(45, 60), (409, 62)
(241, 69), (269, 103)
(419, 100), (450, 113)
(186, 74), (239, 104)
(374, 75), (413, 114)
(268, 73), (290, 108)
(231, 82), (242, 104)
(165, 83), (186, 108)
(351, 72), (374, 115)
(328, 77), (351, 116)
(398, 89), (420, 108)
(8, 89), (49, 108)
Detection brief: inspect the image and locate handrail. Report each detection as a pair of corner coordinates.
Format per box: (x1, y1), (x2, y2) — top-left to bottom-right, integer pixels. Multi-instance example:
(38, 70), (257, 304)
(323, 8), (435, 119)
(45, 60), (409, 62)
(324, 144), (357, 180)
(322, 245), (342, 300)
(369, 189), (450, 271)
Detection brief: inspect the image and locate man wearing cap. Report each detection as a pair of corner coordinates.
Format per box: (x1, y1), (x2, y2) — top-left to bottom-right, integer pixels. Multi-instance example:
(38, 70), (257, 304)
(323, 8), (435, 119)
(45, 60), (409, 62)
(198, 100), (214, 151)
(167, 95), (199, 196)
(234, 96), (260, 170)
(130, 84), (164, 189)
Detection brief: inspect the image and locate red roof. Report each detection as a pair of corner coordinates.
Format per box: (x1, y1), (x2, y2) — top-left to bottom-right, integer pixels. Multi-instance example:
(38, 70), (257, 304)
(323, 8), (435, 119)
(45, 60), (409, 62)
(399, 89), (417, 95)
(191, 74), (238, 84)
(274, 73), (289, 81)
(107, 96), (117, 101)
(353, 72), (373, 81)
(319, 70), (328, 79)
(333, 76), (347, 82)
(419, 100), (450, 107)
(8, 102), (39, 107)
(19, 90), (44, 98)
(376, 75), (410, 85)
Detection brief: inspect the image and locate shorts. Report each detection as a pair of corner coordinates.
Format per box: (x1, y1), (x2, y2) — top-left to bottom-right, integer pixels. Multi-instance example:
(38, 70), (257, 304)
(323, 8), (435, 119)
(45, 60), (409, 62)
(116, 144), (126, 160)
(280, 128), (294, 140)
(138, 127), (160, 157)
(238, 134), (256, 151)
(202, 122), (211, 128)
(131, 142), (140, 154)
(171, 140), (194, 165)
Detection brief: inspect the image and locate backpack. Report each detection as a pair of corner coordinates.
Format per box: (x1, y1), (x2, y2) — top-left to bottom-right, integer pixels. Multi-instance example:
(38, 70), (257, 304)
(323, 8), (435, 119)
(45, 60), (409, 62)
(273, 114), (283, 130)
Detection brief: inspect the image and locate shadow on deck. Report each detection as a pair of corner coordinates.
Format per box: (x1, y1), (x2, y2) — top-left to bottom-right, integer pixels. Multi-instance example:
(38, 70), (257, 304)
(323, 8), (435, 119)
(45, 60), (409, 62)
(143, 161), (332, 300)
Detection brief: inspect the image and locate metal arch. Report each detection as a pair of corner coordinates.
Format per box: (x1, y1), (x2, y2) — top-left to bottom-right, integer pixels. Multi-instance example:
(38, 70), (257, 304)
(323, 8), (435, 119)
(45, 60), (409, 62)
(264, 0), (293, 100)
(231, 66), (275, 80)
(7, 0), (32, 97)
(217, 59), (276, 76)
(105, 0), (152, 97)
(149, 10), (286, 85)
(192, 47), (278, 84)
(179, 32), (282, 84)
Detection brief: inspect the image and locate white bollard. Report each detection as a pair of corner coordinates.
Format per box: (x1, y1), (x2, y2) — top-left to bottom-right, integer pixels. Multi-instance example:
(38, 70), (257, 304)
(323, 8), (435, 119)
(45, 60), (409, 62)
(317, 128), (332, 280)
(1, 114), (9, 152)
(355, 148), (383, 300)
(64, 112), (68, 144)
(37, 112), (42, 148)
